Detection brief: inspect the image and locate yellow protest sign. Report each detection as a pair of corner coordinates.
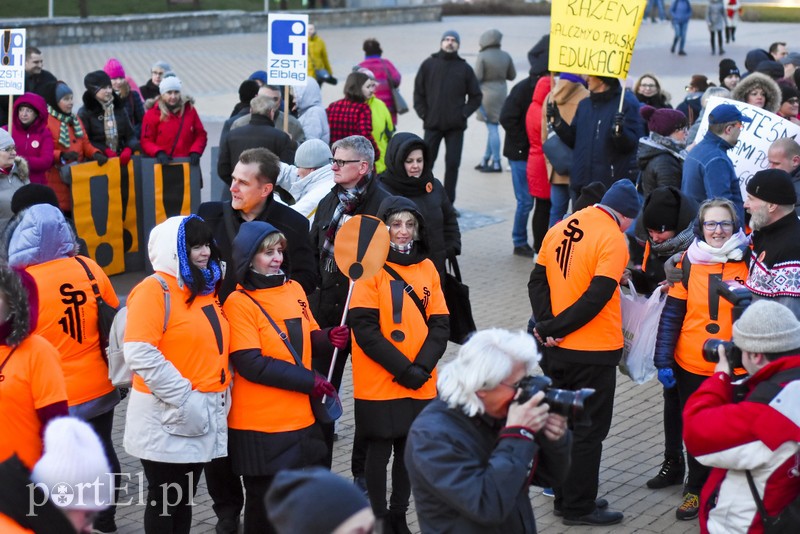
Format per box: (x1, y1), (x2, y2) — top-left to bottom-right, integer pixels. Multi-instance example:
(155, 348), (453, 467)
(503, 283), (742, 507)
(549, 0), (646, 79)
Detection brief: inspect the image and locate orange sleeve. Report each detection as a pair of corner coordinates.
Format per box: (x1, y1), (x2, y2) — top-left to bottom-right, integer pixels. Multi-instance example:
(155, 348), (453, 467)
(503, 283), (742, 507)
(86, 256), (120, 308)
(28, 335), (68, 410)
(350, 271), (382, 311)
(223, 291), (265, 353)
(124, 277), (168, 345)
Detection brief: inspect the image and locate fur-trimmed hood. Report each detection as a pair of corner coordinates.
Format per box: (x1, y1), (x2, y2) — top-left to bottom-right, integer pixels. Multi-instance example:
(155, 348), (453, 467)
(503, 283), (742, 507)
(732, 72), (781, 114)
(0, 265), (37, 346)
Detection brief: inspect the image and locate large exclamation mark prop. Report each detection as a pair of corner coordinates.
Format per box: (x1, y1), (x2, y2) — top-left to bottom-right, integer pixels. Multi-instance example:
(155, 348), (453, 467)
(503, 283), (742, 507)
(325, 215), (390, 382)
(1, 30), (11, 66)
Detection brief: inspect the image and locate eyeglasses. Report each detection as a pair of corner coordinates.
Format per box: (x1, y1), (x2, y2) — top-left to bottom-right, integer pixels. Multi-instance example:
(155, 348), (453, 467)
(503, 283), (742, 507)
(329, 158), (362, 168)
(639, 83), (657, 88)
(702, 220), (734, 231)
(499, 378), (523, 391)
(151, 70), (165, 76)
(787, 98), (800, 104)
(0, 145), (16, 153)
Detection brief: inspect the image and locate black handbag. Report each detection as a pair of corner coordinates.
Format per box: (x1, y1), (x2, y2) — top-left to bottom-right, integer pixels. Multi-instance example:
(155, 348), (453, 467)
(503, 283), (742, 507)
(542, 123), (573, 176)
(74, 256), (119, 362)
(381, 61), (408, 115)
(442, 257), (476, 344)
(239, 292), (343, 423)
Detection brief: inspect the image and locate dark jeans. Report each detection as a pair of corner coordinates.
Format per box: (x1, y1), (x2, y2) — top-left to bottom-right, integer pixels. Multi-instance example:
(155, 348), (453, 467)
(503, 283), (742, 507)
(663, 382), (683, 458)
(675, 365), (711, 493)
(205, 455), (244, 530)
(351, 425), (367, 479)
(424, 128), (465, 203)
(86, 408), (121, 533)
(140, 459), (203, 534)
(532, 197), (552, 253)
(242, 475), (276, 534)
(312, 349), (350, 468)
(365, 436), (411, 517)
(546, 356), (617, 517)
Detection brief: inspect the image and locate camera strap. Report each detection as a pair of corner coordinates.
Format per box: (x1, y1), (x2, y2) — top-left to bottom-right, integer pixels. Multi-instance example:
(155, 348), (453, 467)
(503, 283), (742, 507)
(747, 368), (800, 405)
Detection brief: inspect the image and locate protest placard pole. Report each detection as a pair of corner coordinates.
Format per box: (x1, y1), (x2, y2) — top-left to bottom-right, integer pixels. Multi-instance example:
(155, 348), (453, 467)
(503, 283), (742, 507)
(618, 87), (625, 114)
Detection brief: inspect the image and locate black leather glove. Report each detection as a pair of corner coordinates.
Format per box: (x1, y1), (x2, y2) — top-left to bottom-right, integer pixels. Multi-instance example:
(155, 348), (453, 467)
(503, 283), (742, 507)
(155, 151), (171, 165)
(612, 112), (625, 138)
(546, 102), (562, 127)
(189, 152), (201, 166)
(328, 76), (338, 86)
(92, 151), (108, 165)
(395, 364), (431, 390)
(61, 151), (79, 163)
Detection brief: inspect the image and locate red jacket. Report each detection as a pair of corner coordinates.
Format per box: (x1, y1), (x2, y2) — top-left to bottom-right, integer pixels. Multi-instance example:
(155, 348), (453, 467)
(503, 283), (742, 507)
(140, 99), (207, 158)
(526, 76), (550, 199)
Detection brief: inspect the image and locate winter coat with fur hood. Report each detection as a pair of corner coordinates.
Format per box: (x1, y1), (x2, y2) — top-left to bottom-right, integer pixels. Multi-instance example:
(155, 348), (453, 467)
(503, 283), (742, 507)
(731, 72), (782, 114)
(7, 93), (53, 185)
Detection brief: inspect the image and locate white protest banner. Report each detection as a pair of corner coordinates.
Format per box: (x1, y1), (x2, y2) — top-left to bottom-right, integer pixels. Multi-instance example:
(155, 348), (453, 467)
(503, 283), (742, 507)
(549, 0), (646, 79)
(0, 29), (26, 95)
(694, 97), (800, 199)
(267, 13), (308, 86)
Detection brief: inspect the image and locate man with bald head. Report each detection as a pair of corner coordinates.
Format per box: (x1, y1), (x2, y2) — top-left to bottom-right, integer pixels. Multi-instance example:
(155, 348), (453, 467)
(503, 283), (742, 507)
(767, 138), (800, 215)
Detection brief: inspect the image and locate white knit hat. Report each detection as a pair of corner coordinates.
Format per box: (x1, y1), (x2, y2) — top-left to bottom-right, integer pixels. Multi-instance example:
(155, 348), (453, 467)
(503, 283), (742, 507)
(733, 300), (800, 354)
(159, 75), (182, 95)
(0, 128), (13, 151)
(31, 417), (112, 511)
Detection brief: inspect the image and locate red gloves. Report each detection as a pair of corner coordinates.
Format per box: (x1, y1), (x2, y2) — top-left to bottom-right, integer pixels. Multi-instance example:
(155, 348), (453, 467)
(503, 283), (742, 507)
(119, 147), (132, 166)
(104, 148), (117, 159)
(311, 372), (336, 399)
(328, 326), (350, 349)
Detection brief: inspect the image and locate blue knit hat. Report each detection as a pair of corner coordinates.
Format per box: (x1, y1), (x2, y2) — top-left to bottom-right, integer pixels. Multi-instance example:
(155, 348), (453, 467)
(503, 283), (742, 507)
(441, 30), (460, 44)
(601, 180), (641, 218)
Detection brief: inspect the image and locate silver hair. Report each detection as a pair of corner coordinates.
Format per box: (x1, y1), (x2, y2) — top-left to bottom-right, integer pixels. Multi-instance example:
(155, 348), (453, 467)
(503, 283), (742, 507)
(437, 329), (540, 417)
(331, 135), (375, 168)
(701, 86), (731, 107)
(250, 94), (279, 116)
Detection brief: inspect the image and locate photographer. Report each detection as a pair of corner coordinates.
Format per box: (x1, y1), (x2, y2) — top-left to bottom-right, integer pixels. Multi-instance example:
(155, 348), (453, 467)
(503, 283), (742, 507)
(684, 300), (800, 534)
(404, 329), (571, 533)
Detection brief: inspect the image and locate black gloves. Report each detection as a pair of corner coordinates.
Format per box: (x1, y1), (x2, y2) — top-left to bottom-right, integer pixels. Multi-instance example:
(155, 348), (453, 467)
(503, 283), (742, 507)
(546, 102), (563, 127)
(328, 76), (338, 86)
(189, 152), (201, 166)
(61, 151), (79, 163)
(612, 112), (625, 138)
(395, 364), (431, 390)
(92, 151), (108, 165)
(155, 151), (171, 165)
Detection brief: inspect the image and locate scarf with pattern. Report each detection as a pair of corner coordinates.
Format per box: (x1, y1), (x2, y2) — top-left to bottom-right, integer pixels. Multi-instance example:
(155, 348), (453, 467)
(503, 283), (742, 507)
(102, 99), (119, 153)
(47, 105), (84, 148)
(321, 177), (369, 273)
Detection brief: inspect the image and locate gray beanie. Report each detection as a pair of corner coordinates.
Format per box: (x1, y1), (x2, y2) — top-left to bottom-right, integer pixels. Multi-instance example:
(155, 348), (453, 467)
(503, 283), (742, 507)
(733, 300), (800, 354)
(295, 139), (332, 169)
(159, 75), (182, 95)
(152, 60), (171, 72)
(0, 128), (13, 151)
(442, 30), (460, 44)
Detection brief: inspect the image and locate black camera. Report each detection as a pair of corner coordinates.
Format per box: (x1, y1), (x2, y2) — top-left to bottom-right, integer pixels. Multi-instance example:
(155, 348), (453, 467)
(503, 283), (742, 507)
(702, 339), (743, 369)
(514, 375), (595, 421)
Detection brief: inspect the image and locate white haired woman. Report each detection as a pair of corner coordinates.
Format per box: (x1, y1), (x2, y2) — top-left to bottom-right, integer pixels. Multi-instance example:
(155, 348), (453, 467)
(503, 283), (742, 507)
(405, 328), (572, 533)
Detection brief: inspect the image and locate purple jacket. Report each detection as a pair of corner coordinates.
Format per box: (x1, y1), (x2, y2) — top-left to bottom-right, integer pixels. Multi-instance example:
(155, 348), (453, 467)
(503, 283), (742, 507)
(7, 93), (54, 185)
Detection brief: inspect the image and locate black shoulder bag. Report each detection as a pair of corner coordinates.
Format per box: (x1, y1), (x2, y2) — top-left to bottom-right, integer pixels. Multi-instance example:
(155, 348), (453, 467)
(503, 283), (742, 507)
(74, 256), (119, 362)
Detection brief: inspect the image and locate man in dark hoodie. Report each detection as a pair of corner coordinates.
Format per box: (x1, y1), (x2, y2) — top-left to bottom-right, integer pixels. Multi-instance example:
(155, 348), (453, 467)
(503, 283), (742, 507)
(413, 30), (482, 204)
(499, 35), (549, 258)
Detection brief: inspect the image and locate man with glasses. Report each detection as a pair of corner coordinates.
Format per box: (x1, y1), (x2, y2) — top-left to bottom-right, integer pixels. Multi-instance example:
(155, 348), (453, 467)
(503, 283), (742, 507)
(681, 103), (750, 222)
(139, 60), (171, 103)
(0, 129), (27, 228)
(767, 138), (800, 215)
(743, 169), (800, 319)
(309, 135), (390, 469)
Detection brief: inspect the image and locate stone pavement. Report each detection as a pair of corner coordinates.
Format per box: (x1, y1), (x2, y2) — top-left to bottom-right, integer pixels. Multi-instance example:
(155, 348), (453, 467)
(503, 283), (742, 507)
(39, 13), (798, 533)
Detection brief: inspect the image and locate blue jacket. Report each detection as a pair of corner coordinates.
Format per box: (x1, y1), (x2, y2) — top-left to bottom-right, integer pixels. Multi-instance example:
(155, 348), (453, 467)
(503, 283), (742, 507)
(681, 131), (744, 222)
(670, 0), (692, 24)
(554, 84), (644, 196)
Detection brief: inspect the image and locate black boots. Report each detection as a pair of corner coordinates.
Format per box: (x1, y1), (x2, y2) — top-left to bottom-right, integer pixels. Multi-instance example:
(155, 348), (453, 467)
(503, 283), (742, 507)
(381, 511), (412, 534)
(646, 456), (685, 489)
(671, 37), (678, 54)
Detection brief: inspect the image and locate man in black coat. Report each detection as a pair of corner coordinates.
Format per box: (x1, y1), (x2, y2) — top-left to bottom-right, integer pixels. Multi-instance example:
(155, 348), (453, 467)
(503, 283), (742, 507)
(499, 34), (549, 258)
(413, 30), (482, 204)
(217, 94), (296, 185)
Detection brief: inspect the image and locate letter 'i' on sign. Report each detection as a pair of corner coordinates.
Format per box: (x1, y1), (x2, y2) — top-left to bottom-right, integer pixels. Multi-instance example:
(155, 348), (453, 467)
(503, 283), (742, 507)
(69, 159), (126, 275)
(334, 215), (390, 281)
(267, 13), (309, 86)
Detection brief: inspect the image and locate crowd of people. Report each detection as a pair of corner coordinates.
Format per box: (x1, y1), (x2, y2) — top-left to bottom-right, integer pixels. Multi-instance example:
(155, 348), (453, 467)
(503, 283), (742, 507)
(0, 18), (799, 534)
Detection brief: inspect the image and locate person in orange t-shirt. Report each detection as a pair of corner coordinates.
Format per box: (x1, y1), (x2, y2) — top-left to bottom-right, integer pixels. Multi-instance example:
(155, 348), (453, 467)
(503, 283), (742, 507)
(223, 221), (346, 533)
(0, 264), (68, 471)
(349, 196), (449, 531)
(123, 215), (230, 534)
(528, 179), (641, 526)
(653, 198), (749, 521)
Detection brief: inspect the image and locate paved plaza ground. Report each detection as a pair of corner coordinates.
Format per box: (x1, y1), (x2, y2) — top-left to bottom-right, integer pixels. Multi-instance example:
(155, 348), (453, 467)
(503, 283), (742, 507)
(36, 12), (799, 533)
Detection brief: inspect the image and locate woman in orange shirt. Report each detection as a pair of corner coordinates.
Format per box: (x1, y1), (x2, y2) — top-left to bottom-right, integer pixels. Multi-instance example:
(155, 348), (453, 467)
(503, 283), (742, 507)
(223, 221), (346, 534)
(653, 198), (749, 522)
(349, 196), (449, 533)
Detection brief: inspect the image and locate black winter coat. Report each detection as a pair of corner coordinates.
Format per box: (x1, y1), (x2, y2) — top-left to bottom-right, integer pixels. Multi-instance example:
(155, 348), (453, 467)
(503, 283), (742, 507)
(139, 80), (160, 102)
(77, 91), (139, 153)
(499, 75), (540, 160)
(379, 132), (461, 274)
(309, 175), (390, 328)
(413, 51), (482, 132)
(217, 114), (296, 185)
(197, 196), (318, 302)
(636, 137), (685, 196)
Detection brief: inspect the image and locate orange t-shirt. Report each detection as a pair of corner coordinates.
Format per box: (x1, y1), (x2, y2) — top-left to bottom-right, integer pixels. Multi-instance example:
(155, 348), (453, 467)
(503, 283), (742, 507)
(668, 257), (749, 376)
(349, 258), (448, 401)
(0, 513), (33, 533)
(125, 274), (230, 394)
(536, 206), (629, 351)
(224, 281), (317, 433)
(27, 256), (119, 406)
(0, 335), (68, 469)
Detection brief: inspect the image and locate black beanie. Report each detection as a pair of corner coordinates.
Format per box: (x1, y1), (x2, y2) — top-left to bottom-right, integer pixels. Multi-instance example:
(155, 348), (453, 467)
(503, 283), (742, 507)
(756, 60), (784, 80)
(83, 70), (112, 94)
(643, 187), (681, 232)
(573, 181), (607, 213)
(527, 34), (550, 76)
(238, 80), (260, 105)
(719, 59), (740, 85)
(780, 83), (800, 104)
(597, 75), (621, 88)
(11, 184), (59, 215)
(746, 169), (797, 205)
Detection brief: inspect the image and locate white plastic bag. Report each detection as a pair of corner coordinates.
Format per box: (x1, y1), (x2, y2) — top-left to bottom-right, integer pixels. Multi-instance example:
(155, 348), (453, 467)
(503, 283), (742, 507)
(620, 283), (667, 384)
